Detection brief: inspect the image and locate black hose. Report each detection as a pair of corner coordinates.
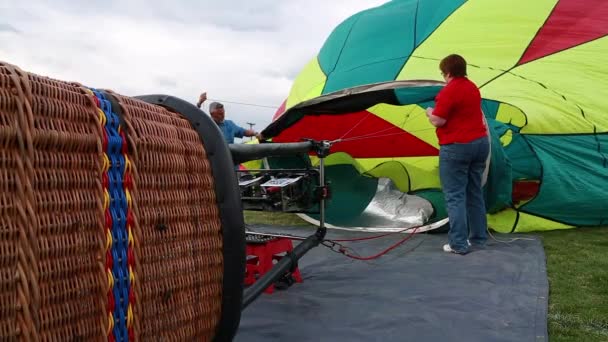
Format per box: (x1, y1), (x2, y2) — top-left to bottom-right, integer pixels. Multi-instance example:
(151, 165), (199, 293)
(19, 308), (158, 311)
(229, 141), (313, 165)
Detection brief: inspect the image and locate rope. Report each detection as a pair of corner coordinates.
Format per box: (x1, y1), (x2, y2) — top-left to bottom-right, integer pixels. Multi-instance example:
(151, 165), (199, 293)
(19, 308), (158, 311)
(488, 229), (536, 243)
(323, 227), (420, 260)
(335, 129), (436, 144)
(109, 90), (142, 341)
(84, 88), (116, 340)
(247, 217), (536, 263)
(121, 134), (136, 342)
(330, 105), (425, 145)
(337, 111), (371, 140)
(247, 224), (422, 262)
(206, 98), (278, 109)
(246, 224), (418, 242)
(92, 89), (132, 342)
(330, 226), (417, 242)
(329, 222), (537, 259)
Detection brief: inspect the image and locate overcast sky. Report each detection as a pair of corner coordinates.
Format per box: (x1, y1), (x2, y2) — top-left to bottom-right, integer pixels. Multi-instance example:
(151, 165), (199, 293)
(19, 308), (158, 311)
(0, 0), (387, 132)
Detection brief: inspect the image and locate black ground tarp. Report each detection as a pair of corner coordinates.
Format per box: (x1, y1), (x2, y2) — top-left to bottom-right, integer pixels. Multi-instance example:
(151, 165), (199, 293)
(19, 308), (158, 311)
(235, 225), (548, 342)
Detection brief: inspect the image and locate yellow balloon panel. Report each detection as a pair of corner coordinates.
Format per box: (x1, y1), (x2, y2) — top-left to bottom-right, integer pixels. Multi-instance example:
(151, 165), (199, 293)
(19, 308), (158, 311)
(354, 156), (440, 192)
(320, 153), (440, 193)
(366, 103), (439, 148)
(366, 162), (411, 192)
(499, 129), (513, 147)
(487, 209), (518, 233)
(514, 212), (573, 232)
(503, 38), (608, 133)
(495, 103), (527, 129)
(482, 72), (596, 134)
(488, 208), (574, 233)
(397, 0), (557, 86)
(286, 57), (327, 110)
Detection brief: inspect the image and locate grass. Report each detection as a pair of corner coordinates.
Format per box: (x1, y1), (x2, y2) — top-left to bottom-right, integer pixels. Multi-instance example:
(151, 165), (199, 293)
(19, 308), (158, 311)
(538, 227), (608, 341)
(244, 211), (313, 227)
(244, 211), (608, 341)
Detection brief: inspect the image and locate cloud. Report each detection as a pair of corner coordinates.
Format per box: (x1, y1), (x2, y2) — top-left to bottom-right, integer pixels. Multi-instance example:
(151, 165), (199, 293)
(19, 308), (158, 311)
(0, 23), (19, 33)
(0, 0), (387, 130)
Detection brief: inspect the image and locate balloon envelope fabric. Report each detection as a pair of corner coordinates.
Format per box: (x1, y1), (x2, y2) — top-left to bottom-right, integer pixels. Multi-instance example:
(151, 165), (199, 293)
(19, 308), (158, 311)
(262, 0), (608, 233)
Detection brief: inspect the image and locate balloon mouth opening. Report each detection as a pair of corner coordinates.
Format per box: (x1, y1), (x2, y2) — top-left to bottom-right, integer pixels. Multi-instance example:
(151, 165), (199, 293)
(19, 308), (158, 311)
(512, 180), (540, 204)
(297, 178), (443, 232)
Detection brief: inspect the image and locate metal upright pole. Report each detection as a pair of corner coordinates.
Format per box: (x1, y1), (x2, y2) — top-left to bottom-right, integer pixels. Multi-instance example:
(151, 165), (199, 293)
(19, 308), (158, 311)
(241, 140), (330, 310)
(247, 122), (256, 141)
(318, 157), (326, 231)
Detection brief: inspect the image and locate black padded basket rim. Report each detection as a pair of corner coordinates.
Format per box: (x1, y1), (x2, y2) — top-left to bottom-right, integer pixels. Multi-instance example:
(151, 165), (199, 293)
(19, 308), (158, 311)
(134, 94), (246, 342)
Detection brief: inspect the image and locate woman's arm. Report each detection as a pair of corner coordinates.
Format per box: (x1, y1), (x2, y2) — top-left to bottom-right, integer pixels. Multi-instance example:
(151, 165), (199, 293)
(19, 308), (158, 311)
(426, 107), (447, 127)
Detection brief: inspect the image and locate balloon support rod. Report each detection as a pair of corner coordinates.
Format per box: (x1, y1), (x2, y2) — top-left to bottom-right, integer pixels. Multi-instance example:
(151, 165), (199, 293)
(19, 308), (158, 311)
(242, 141), (331, 310)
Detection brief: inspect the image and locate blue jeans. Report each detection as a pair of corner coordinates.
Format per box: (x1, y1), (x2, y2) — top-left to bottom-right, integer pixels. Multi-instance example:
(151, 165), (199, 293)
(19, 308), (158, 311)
(439, 137), (490, 253)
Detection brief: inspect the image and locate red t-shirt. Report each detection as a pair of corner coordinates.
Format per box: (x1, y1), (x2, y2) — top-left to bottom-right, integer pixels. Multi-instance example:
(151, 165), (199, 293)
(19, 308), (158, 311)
(432, 77), (487, 145)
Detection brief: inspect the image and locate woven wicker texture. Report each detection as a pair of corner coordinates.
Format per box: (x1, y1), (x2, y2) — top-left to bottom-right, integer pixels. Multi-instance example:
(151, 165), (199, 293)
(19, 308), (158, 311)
(0, 63), (106, 341)
(0, 62), (225, 341)
(111, 94), (223, 341)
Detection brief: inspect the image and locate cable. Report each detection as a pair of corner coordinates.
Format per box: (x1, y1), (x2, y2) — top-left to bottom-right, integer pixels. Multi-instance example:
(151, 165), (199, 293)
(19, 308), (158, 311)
(245, 229), (307, 241)
(424, 218), (536, 244)
(330, 226), (417, 242)
(207, 98), (278, 109)
(246, 222), (422, 243)
(337, 111), (372, 140)
(334, 105), (421, 143)
(246, 224), (422, 261)
(487, 228), (536, 243)
(322, 227), (420, 261)
(336, 129), (436, 143)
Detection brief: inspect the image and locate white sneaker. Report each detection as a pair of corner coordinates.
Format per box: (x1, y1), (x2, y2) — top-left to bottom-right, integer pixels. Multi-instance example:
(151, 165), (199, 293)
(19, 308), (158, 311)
(443, 243), (467, 255)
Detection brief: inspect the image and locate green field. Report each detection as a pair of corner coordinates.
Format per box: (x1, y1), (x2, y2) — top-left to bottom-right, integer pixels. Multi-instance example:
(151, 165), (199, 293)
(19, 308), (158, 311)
(244, 211), (608, 341)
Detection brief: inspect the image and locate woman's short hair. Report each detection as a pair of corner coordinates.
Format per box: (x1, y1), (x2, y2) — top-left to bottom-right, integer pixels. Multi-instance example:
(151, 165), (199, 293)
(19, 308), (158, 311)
(440, 54), (467, 77)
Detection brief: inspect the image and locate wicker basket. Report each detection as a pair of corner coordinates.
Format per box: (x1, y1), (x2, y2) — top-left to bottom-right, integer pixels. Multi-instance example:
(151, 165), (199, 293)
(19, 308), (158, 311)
(0, 62), (244, 341)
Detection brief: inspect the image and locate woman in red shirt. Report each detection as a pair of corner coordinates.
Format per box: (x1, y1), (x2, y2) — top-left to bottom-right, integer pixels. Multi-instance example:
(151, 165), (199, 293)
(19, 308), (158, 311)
(426, 54), (489, 254)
